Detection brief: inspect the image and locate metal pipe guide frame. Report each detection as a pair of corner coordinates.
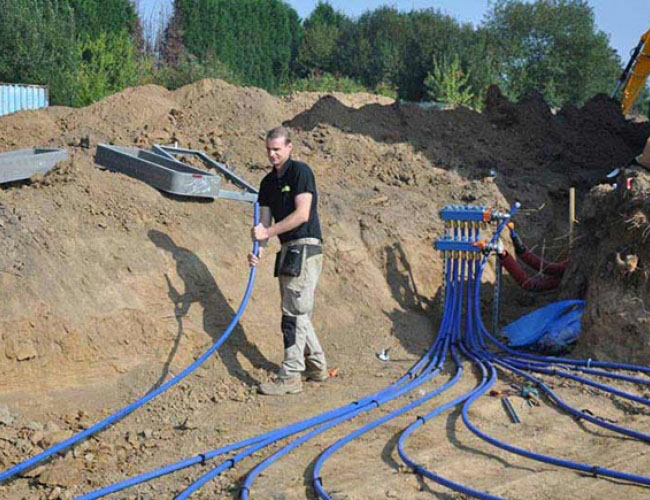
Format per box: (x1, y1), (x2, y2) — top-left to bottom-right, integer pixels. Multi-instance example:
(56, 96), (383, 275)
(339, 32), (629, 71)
(94, 144), (258, 202)
(0, 148), (68, 184)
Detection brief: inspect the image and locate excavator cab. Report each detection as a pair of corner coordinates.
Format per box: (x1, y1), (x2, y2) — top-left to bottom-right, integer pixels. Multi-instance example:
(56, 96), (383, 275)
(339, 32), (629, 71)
(612, 29), (650, 115)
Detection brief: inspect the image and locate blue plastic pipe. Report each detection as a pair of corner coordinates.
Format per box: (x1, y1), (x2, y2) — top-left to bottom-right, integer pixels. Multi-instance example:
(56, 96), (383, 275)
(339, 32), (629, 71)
(398, 212), (650, 498)
(66, 201), (650, 499)
(82, 288), (450, 499)
(180, 260), (461, 498)
(184, 238), (467, 498)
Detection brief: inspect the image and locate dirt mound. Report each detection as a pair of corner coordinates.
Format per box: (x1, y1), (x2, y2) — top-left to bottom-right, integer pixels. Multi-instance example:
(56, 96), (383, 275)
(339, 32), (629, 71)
(484, 86), (649, 186)
(0, 79), (648, 499)
(566, 167), (650, 365)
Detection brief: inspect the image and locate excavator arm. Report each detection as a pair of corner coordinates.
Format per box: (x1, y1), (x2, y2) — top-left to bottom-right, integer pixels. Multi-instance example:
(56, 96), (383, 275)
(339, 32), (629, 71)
(613, 29), (650, 114)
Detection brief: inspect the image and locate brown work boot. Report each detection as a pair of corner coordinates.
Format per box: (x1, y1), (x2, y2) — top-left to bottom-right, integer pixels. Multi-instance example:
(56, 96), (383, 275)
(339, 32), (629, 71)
(305, 367), (329, 382)
(258, 376), (302, 395)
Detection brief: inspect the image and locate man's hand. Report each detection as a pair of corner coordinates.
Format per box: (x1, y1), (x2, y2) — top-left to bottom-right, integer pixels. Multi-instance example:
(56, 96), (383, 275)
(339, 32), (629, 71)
(252, 223), (271, 241)
(247, 247), (264, 267)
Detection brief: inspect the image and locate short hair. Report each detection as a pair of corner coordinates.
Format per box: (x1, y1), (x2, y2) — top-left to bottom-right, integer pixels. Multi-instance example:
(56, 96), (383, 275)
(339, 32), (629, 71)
(266, 126), (291, 145)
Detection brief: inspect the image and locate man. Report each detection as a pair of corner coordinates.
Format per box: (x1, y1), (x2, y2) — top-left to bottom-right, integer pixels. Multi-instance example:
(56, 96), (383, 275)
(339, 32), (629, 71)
(248, 126), (327, 395)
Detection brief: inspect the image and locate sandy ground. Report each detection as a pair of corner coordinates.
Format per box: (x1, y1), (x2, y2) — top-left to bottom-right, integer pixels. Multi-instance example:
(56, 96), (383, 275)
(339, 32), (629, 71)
(0, 80), (648, 499)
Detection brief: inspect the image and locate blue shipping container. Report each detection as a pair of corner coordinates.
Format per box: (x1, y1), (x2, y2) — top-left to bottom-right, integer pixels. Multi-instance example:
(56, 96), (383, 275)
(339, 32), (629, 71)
(0, 83), (49, 117)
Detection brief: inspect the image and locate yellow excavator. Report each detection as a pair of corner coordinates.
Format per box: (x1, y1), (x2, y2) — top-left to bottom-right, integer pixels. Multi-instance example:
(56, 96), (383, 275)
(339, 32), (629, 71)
(612, 28), (650, 114)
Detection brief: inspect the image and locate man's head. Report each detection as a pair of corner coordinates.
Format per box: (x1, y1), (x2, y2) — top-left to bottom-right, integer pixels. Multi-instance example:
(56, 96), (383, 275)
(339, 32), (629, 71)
(266, 126), (293, 169)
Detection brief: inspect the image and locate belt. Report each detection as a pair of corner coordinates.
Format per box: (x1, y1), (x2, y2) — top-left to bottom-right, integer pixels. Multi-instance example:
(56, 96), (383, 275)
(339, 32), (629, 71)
(281, 238), (322, 258)
(281, 237), (322, 248)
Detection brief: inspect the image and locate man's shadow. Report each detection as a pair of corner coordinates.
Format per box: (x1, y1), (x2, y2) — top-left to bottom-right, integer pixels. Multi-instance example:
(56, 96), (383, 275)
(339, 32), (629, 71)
(148, 230), (277, 388)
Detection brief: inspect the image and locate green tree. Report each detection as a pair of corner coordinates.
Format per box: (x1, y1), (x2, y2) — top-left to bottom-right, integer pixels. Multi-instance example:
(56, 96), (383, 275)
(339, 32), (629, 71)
(460, 28), (499, 108)
(0, 0), (147, 106)
(175, 0), (302, 90)
(0, 0), (79, 105)
(354, 7), (406, 90)
(396, 9), (477, 100)
(297, 6), (495, 101)
(296, 2), (351, 77)
(281, 71), (366, 94)
(67, 0), (140, 39)
(425, 54), (474, 107)
(75, 30), (141, 106)
(484, 0), (620, 106)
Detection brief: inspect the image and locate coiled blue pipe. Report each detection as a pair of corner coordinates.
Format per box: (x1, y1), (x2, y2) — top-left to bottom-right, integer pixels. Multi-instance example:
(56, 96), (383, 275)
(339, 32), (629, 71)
(175, 363), (445, 500)
(500, 358), (650, 385)
(308, 272), (459, 498)
(398, 270), (507, 497)
(490, 356), (650, 442)
(460, 363), (650, 487)
(0, 204), (261, 485)
(397, 328), (498, 497)
(313, 358), (464, 499)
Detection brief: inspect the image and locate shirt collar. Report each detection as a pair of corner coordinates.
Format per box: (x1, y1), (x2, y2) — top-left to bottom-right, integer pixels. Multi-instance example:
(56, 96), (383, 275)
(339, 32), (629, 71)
(275, 157), (292, 179)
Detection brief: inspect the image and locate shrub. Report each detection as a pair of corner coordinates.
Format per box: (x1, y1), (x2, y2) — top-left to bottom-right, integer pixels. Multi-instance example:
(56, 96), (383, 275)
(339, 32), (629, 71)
(280, 72), (368, 94)
(424, 55), (474, 108)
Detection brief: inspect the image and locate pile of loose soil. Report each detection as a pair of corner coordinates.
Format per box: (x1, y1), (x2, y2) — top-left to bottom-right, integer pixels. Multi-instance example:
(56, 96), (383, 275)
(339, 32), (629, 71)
(565, 166), (650, 365)
(0, 79), (648, 499)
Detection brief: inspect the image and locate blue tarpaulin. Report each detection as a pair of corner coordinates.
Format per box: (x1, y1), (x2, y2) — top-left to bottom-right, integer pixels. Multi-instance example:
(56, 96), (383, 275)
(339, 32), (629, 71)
(503, 300), (585, 353)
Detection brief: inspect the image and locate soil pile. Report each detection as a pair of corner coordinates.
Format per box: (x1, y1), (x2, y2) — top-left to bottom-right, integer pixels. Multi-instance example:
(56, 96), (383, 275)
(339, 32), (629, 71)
(567, 167), (650, 365)
(0, 79), (648, 499)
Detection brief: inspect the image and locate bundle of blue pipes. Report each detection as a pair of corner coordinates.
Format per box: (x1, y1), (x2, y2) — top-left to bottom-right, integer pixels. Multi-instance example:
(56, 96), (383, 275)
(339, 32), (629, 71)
(1, 202), (648, 499)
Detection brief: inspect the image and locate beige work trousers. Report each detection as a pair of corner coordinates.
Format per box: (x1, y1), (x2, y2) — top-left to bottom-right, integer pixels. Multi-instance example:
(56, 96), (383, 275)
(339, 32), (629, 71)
(277, 238), (327, 379)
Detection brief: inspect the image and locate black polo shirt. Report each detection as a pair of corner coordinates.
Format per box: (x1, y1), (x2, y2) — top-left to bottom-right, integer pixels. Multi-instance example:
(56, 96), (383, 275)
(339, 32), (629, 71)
(258, 158), (322, 244)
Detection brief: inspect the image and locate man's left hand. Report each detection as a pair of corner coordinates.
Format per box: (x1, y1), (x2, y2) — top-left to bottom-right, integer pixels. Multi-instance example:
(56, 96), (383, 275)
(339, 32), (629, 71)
(252, 223), (271, 241)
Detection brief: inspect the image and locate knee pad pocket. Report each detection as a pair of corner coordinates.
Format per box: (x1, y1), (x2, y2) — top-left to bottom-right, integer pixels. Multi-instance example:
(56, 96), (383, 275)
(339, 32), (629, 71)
(281, 315), (297, 349)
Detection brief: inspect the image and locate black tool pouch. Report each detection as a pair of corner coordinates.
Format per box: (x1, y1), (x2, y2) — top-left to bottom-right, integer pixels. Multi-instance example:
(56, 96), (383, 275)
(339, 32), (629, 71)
(279, 245), (305, 277)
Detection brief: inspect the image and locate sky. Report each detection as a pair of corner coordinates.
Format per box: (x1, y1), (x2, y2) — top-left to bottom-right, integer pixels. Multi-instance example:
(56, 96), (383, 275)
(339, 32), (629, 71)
(138, 0), (648, 62)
